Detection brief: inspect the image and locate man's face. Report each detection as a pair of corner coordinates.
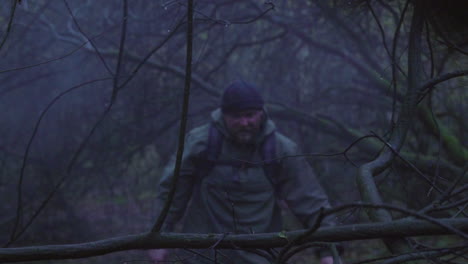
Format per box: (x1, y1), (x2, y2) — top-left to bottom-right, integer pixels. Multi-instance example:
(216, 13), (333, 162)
(223, 109), (264, 145)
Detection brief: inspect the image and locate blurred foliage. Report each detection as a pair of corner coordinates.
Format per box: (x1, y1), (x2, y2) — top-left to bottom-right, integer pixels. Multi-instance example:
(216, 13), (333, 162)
(0, 0), (466, 263)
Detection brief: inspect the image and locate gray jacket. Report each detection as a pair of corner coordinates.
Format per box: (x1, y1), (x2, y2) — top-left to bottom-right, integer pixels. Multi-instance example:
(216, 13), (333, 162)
(155, 109), (333, 263)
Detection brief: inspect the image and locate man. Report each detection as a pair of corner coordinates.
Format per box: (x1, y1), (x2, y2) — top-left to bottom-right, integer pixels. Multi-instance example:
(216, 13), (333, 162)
(150, 81), (337, 263)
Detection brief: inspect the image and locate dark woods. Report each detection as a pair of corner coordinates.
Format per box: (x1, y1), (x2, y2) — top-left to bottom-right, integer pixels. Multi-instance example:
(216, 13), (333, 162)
(0, 0), (467, 263)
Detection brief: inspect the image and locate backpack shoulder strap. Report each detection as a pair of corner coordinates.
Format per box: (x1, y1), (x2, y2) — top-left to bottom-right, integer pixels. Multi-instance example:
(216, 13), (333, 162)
(194, 122), (224, 178)
(261, 131), (282, 197)
(206, 122), (224, 161)
(261, 132), (277, 164)
(194, 124), (282, 191)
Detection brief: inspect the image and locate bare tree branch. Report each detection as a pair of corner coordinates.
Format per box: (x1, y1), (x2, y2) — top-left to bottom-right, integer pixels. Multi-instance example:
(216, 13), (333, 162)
(1, 217), (468, 262)
(0, 27), (115, 74)
(151, 0), (194, 233)
(62, 0), (114, 76)
(5, 77), (113, 247)
(0, 0), (18, 52)
(112, 0), (128, 98)
(357, 0), (427, 255)
(417, 70), (468, 103)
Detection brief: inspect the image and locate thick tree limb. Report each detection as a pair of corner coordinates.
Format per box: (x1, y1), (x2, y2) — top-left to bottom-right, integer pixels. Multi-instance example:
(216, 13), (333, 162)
(357, 0), (426, 255)
(1, 218), (468, 262)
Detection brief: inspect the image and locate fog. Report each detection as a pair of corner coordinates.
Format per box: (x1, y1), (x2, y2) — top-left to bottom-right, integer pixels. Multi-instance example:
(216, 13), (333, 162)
(0, 1), (467, 263)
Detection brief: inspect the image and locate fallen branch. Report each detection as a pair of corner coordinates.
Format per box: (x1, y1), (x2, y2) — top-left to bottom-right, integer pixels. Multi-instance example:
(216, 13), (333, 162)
(2, 218), (468, 262)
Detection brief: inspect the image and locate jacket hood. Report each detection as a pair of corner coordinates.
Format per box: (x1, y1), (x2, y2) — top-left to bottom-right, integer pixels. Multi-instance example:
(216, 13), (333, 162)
(210, 108), (276, 145)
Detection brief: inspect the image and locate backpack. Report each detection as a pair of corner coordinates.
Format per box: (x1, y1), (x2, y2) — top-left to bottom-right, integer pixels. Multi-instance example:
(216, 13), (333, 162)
(193, 122), (282, 196)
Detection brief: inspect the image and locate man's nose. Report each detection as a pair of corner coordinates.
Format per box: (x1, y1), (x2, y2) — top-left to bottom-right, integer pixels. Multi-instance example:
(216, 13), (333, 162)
(239, 117), (249, 126)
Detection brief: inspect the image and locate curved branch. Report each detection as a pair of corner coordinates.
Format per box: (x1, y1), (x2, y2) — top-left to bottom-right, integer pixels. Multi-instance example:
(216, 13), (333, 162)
(151, 0), (194, 233)
(417, 70), (468, 102)
(357, 0), (426, 255)
(6, 77), (113, 247)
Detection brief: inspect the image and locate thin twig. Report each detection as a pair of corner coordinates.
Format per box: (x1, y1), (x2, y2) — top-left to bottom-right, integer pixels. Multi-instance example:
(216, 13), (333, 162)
(228, 135), (378, 168)
(0, 0), (18, 52)
(116, 18), (185, 90)
(225, 189), (238, 234)
(282, 242), (330, 263)
(277, 208), (326, 263)
(210, 233), (229, 249)
(442, 167), (468, 201)
(324, 203), (468, 240)
(112, 0), (128, 99)
(63, 0), (114, 76)
(228, 2), (275, 25)
(350, 248), (457, 264)
(390, 0), (410, 126)
(426, 90), (442, 197)
(0, 26), (115, 74)
(370, 131), (444, 194)
(5, 77), (113, 247)
(184, 249), (220, 263)
(367, 0), (391, 59)
(428, 197), (468, 213)
(186, 1), (275, 26)
(417, 70), (468, 103)
(453, 203), (468, 218)
(425, 20), (435, 78)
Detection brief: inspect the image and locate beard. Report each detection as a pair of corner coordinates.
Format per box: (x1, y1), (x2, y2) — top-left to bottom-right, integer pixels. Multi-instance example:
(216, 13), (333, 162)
(233, 129), (257, 145)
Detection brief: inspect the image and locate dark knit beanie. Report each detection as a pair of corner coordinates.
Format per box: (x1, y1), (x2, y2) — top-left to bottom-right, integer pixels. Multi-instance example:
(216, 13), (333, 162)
(221, 80), (264, 113)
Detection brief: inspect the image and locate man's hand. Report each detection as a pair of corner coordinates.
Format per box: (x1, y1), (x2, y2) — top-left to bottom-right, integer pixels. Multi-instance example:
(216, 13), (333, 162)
(148, 249), (168, 263)
(321, 255), (342, 264)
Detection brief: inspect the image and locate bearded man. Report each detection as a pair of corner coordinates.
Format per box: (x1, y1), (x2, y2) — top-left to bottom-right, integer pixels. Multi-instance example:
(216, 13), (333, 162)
(149, 80), (338, 264)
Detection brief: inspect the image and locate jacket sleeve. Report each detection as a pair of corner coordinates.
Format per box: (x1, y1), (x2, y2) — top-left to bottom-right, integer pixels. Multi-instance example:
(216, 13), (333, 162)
(277, 140), (334, 229)
(277, 139), (340, 258)
(153, 130), (206, 232)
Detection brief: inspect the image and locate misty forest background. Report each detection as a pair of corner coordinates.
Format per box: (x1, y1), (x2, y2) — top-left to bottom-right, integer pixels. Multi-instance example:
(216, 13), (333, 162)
(0, 0), (467, 263)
